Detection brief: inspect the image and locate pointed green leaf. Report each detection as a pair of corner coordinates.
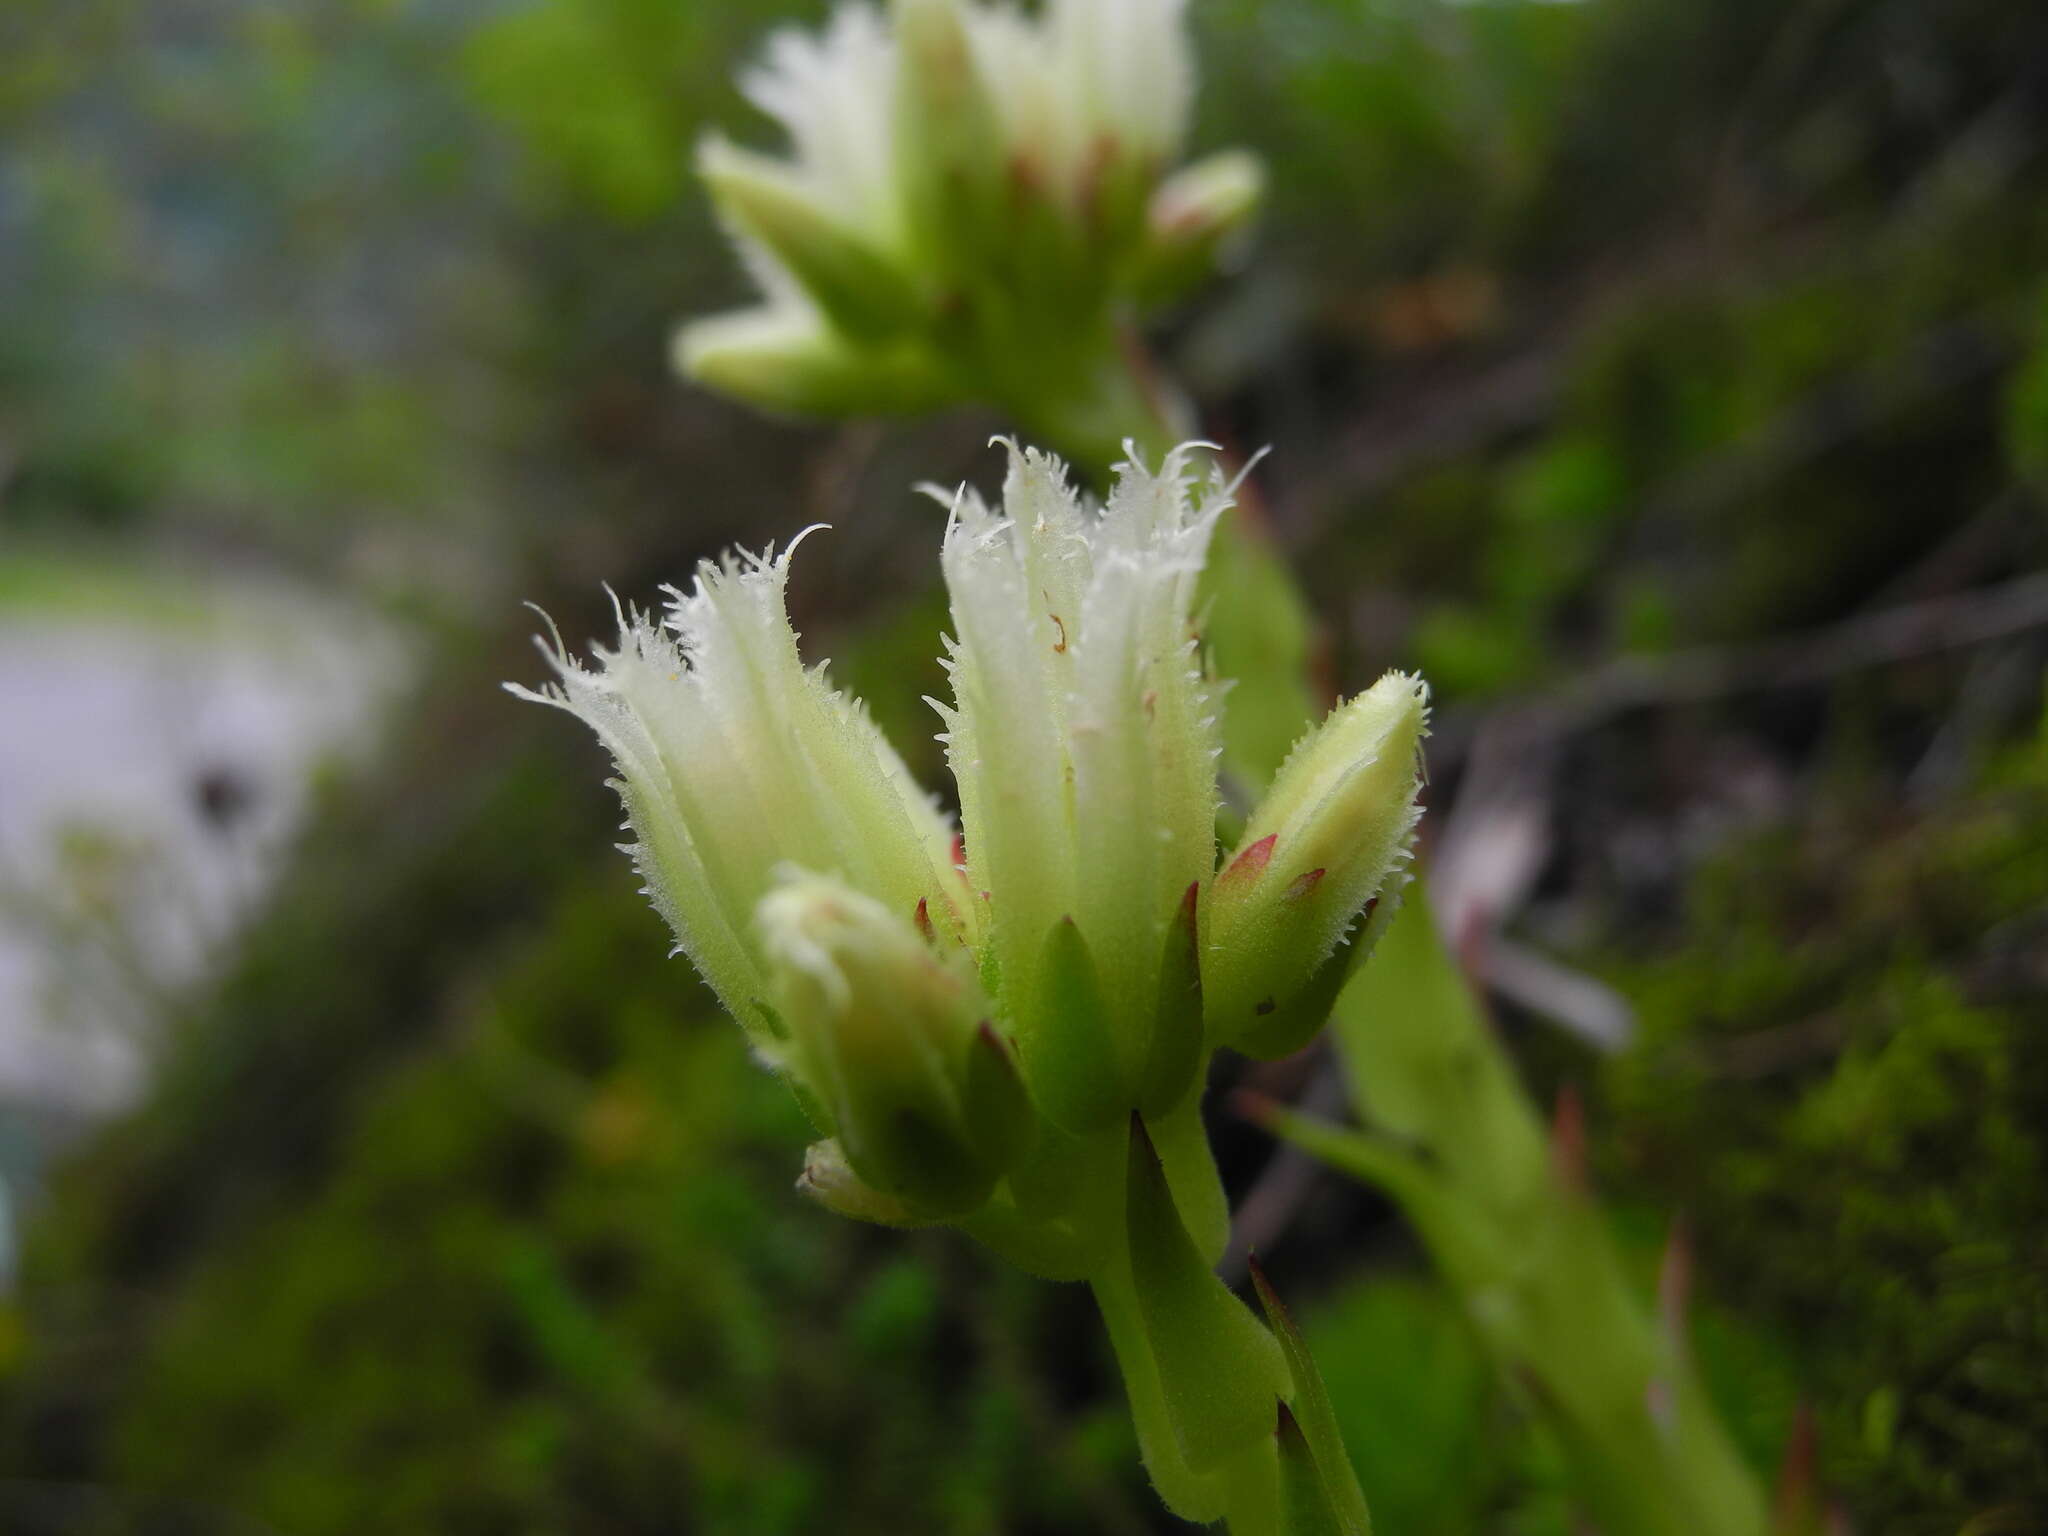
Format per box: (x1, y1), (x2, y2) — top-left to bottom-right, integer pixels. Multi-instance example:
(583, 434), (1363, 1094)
(1091, 1260), (1230, 1522)
(1126, 1116), (1289, 1472)
(1277, 1403), (1350, 1536)
(1251, 1257), (1374, 1536)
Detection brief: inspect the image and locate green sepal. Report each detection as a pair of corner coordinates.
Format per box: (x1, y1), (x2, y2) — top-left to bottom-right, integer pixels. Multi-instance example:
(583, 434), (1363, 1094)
(1125, 1115), (1289, 1473)
(796, 1139), (935, 1229)
(674, 307), (951, 419)
(1140, 880), (1206, 1115)
(779, 1064), (837, 1141)
(1233, 900), (1379, 1060)
(1251, 1256), (1374, 1535)
(1031, 916), (1131, 1133)
(965, 1020), (1037, 1172)
(860, 1105), (998, 1220)
(697, 137), (925, 342)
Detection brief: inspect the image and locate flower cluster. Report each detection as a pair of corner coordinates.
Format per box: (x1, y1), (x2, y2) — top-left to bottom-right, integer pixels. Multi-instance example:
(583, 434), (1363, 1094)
(515, 442), (1424, 1234)
(679, 0), (1263, 444)
(516, 441), (1423, 1521)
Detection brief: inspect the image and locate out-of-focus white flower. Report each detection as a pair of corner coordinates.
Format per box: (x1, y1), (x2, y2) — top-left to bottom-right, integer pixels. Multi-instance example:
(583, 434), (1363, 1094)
(677, 0), (1263, 433)
(739, 4), (902, 243)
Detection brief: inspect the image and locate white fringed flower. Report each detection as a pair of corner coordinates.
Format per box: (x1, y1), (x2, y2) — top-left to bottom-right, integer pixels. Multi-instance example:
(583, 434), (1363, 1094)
(507, 532), (975, 1071)
(934, 441), (1227, 1128)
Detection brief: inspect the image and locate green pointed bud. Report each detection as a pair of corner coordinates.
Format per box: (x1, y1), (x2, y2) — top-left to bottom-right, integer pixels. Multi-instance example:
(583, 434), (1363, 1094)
(761, 872), (1030, 1219)
(1234, 896), (1395, 1061)
(1205, 672), (1429, 1050)
(675, 306), (949, 419)
(1251, 1257), (1376, 1536)
(696, 136), (925, 343)
(1133, 150), (1265, 308)
(1126, 1116), (1290, 1473)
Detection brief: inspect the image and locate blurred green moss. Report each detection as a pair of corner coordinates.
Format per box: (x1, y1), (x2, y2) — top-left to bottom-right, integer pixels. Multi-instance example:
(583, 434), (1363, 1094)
(1600, 725), (2048, 1527)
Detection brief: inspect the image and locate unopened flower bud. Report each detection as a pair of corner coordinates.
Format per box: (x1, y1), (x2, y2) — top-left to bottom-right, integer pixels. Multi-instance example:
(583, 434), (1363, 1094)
(761, 872), (1033, 1219)
(1204, 671), (1429, 1051)
(1133, 150), (1265, 308)
(797, 1137), (927, 1227)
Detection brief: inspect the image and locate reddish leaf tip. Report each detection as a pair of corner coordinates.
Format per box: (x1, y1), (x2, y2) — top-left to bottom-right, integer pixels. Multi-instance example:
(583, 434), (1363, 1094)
(973, 1020), (1024, 1085)
(1282, 867), (1326, 902)
(1219, 833), (1278, 888)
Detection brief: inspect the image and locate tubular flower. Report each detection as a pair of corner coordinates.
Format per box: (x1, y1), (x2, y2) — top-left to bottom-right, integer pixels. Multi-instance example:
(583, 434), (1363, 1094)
(678, 0), (1264, 438)
(507, 533), (977, 1078)
(513, 442), (1425, 1233)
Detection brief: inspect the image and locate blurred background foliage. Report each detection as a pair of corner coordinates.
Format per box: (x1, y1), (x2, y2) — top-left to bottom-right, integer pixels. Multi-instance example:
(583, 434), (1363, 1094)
(1, 0), (2044, 1531)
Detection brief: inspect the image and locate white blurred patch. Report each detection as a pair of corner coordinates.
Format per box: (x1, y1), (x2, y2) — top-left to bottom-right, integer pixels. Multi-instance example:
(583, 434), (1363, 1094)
(0, 581), (405, 1127)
